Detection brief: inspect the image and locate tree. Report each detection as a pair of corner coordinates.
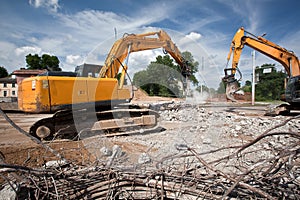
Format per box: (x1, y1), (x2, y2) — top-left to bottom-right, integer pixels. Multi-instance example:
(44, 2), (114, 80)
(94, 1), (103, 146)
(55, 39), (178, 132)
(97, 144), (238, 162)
(0, 66), (8, 78)
(216, 81), (226, 94)
(133, 51), (199, 97)
(26, 54), (41, 69)
(26, 54), (61, 71)
(245, 80), (251, 86)
(181, 51), (199, 86)
(241, 80), (252, 93)
(133, 59), (181, 97)
(41, 54), (60, 71)
(255, 64), (287, 101)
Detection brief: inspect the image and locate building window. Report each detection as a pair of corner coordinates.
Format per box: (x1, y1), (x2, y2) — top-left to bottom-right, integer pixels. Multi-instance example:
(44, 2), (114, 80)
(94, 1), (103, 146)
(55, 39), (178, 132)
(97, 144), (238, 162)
(3, 91), (7, 97)
(12, 91), (16, 96)
(12, 83), (15, 88)
(3, 83), (7, 88)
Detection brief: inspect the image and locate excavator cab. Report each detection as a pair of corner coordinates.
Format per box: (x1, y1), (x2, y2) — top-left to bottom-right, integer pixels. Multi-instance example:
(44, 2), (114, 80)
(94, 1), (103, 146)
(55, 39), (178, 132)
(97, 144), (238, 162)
(19, 29), (191, 140)
(285, 76), (300, 104)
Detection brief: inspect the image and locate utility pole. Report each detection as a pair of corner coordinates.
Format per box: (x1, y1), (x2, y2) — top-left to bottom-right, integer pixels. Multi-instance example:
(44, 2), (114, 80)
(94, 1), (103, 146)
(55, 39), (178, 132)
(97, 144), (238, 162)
(201, 56), (204, 96)
(251, 51), (256, 105)
(114, 27), (117, 40)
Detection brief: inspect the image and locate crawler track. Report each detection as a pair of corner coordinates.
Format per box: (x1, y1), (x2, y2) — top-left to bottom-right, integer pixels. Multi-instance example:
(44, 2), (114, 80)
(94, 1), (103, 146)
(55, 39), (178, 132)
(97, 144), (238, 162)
(29, 108), (160, 141)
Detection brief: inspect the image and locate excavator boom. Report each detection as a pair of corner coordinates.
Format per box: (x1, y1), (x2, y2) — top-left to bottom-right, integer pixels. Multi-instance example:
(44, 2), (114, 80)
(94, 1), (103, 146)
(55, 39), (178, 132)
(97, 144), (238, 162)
(99, 30), (190, 89)
(18, 29), (191, 141)
(223, 27), (300, 106)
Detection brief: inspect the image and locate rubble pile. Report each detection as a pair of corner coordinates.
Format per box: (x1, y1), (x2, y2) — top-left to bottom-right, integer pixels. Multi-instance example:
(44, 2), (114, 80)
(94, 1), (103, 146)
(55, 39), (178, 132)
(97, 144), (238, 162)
(1, 102), (300, 199)
(159, 103), (300, 137)
(116, 103), (300, 162)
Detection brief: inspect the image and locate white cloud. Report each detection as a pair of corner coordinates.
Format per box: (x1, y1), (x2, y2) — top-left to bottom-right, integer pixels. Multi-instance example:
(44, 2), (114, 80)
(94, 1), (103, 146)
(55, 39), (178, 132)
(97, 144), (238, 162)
(178, 32), (202, 47)
(38, 38), (64, 53)
(0, 41), (16, 61)
(0, 4), (227, 88)
(66, 55), (83, 65)
(1, 2), (183, 74)
(128, 50), (161, 74)
(4, 0), (294, 89)
(29, 0), (60, 12)
(186, 32), (202, 41)
(45, 10), (170, 69)
(15, 46), (42, 56)
(0, 43), (42, 72)
(57, 8), (172, 41)
(62, 55), (84, 71)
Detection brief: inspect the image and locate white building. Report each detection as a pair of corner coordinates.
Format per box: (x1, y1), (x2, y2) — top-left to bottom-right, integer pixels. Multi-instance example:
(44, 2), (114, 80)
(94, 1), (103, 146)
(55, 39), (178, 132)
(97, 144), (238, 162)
(0, 77), (18, 102)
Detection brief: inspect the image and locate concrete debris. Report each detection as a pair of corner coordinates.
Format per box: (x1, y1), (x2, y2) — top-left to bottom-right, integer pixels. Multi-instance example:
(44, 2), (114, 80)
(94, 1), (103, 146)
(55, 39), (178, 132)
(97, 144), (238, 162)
(202, 137), (212, 144)
(100, 147), (112, 156)
(1, 99), (300, 199)
(0, 184), (17, 200)
(81, 101), (299, 170)
(44, 159), (68, 168)
(112, 145), (123, 158)
(138, 153), (151, 164)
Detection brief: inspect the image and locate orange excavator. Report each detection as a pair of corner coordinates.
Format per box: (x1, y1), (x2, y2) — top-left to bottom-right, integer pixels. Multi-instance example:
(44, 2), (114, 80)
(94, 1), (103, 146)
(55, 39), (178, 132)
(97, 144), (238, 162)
(223, 27), (300, 115)
(18, 30), (190, 140)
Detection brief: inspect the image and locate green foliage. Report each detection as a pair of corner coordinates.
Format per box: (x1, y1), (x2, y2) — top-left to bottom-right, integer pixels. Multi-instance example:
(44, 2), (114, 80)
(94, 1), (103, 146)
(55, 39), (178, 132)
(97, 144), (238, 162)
(241, 80), (252, 93)
(245, 80), (251, 86)
(217, 81), (226, 94)
(0, 66), (9, 78)
(133, 52), (198, 97)
(133, 61), (181, 97)
(26, 54), (61, 71)
(242, 85), (251, 93)
(41, 54), (60, 70)
(219, 64), (286, 100)
(181, 51), (199, 86)
(26, 54), (40, 69)
(254, 64), (287, 101)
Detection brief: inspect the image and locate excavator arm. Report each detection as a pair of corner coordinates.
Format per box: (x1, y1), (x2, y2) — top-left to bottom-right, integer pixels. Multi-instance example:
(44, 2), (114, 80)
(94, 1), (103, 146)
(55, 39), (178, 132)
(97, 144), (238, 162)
(19, 30), (191, 141)
(223, 27), (300, 102)
(99, 30), (190, 89)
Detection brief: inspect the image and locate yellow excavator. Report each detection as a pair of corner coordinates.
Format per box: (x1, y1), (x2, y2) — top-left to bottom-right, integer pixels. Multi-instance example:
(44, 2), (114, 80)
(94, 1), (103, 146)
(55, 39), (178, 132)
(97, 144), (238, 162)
(18, 30), (190, 140)
(223, 27), (300, 115)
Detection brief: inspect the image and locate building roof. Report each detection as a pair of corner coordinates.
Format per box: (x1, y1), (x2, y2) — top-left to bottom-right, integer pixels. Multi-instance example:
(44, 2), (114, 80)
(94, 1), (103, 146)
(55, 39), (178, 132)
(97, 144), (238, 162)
(12, 69), (47, 76)
(0, 77), (17, 83)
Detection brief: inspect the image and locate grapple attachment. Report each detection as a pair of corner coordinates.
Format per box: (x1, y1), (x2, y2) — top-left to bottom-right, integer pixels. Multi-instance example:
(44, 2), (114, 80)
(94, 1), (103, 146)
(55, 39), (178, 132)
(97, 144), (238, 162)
(225, 79), (239, 102)
(222, 68), (240, 102)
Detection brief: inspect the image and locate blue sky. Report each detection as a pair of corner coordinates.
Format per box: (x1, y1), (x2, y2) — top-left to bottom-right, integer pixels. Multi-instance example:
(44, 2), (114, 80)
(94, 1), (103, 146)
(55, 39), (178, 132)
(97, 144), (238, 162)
(1, 0), (300, 88)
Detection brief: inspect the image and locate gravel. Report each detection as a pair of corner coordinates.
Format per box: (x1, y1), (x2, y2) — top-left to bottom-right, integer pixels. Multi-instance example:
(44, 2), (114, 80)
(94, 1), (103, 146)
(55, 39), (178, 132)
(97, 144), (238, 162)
(82, 101), (300, 168)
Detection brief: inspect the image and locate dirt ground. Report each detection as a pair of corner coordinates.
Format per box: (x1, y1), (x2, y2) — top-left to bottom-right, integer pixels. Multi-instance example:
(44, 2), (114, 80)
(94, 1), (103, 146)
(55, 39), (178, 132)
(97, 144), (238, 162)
(1, 90), (299, 199)
(0, 87), (290, 169)
(2, 93), (300, 200)
(0, 93), (269, 169)
(0, 89), (185, 167)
